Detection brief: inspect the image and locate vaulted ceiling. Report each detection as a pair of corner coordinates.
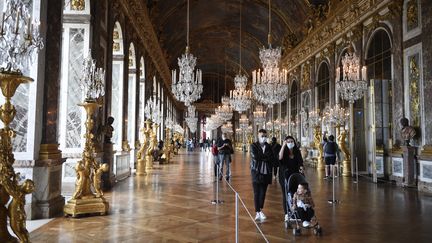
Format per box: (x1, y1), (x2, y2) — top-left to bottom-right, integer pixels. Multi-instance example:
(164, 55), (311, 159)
(147, 0), (329, 107)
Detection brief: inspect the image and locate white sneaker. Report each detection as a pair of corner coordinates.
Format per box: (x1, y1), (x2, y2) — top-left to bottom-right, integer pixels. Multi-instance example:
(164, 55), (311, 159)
(302, 221), (310, 227)
(284, 214), (289, 221)
(259, 211), (267, 220)
(255, 212), (261, 221)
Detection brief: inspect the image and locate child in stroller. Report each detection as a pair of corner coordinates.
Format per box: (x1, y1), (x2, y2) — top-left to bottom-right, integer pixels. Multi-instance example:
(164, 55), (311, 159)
(285, 173), (322, 236)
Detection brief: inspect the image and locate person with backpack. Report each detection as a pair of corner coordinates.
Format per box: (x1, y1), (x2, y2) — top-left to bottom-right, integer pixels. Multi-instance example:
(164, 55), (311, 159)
(323, 134), (339, 179)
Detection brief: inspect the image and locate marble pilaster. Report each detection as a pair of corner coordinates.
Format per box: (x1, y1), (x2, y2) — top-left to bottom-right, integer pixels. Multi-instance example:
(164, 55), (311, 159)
(34, 0), (65, 219)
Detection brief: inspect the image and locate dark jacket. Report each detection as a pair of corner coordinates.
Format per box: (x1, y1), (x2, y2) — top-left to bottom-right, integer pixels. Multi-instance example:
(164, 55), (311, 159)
(279, 147), (304, 182)
(250, 142), (276, 184)
(217, 138), (233, 155)
(271, 143), (282, 164)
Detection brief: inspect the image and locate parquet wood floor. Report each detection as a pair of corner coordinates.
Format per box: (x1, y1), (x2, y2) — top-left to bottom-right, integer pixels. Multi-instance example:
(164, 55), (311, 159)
(30, 150), (432, 242)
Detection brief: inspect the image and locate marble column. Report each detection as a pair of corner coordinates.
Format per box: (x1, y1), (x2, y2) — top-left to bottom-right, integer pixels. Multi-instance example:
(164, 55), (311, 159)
(33, 0), (65, 219)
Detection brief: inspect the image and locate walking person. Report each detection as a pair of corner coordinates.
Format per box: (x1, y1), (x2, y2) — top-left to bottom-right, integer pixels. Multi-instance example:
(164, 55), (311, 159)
(270, 137), (281, 180)
(279, 135), (304, 222)
(250, 129), (276, 221)
(217, 133), (233, 180)
(323, 135), (339, 179)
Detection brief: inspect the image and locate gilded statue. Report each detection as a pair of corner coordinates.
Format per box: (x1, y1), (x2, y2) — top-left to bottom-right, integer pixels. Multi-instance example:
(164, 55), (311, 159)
(313, 126), (324, 170)
(337, 128), (351, 176)
(7, 178), (34, 243)
(400, 117), (416, 146)
(93, 163), (109, 197)
(145, 122), (158, 170)
(162, 128), (172, 163)
(136, 120), (152, 175)
(71, 161), (88, 200)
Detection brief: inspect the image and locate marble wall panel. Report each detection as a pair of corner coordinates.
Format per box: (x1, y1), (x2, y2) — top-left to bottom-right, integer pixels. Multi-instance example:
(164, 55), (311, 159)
(421, 0), (432, 145)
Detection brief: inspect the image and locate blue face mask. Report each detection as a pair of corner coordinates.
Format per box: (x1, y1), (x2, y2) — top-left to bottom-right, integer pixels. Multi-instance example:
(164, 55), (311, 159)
(287, 142), (295, 149)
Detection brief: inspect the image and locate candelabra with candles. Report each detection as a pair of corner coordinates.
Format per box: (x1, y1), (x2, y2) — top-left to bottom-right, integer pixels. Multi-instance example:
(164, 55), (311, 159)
(64, 50), (109, 217)
(251, 0), (288, 106)
(336, 43), (368, 177)
(308, 109), (324, 170)
(0, 1), (43, 241)
(138, 96), (161, 171)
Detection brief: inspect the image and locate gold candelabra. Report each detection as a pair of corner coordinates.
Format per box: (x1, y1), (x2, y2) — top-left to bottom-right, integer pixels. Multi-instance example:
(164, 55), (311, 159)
(337, 126), (351, 176)
(136, 120), (152, 175)
(64, 101), (109, 217)
(0, 71), (34, 243)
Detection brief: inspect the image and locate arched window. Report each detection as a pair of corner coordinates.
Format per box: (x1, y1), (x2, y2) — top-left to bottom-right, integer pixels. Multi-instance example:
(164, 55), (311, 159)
(59, 0), (91, 166)
(111, 21), (124, 150)
(316, 62), (330, 112)
(366, 29), (392, 148)
(127, 43), (137, 150)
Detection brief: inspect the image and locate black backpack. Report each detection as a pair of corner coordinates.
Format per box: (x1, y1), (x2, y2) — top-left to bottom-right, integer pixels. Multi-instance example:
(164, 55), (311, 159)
(324, 141), (336, 155)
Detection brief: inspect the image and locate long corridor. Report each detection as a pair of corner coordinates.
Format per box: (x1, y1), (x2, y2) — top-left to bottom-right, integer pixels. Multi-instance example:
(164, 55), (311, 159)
(30, 150), (432, 242)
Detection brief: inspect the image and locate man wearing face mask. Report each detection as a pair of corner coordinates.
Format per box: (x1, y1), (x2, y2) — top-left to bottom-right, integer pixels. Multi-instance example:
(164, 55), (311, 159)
(217, 133), (234, 180)
(279, 135), (304, 222)
(250, 129), (276, 221)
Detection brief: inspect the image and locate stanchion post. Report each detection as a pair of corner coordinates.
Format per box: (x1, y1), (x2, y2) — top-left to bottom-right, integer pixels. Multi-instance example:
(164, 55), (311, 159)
(211, 162), (224, 204)
(328, 164), (340, 204)
(235, 192), (239, 243)
(353, 157), (359, 184)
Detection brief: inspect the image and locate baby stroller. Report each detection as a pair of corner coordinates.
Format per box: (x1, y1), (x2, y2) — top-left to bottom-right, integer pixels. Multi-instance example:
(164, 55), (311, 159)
(284, 172), (322, 236)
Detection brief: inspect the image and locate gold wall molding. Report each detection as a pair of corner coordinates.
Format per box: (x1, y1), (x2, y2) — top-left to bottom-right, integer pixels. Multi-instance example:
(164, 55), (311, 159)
(283, 0), (393, 72)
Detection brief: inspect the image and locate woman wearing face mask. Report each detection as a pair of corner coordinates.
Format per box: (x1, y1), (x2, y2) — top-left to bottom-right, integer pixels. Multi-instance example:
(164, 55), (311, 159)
(250, 129), (276, 221)
(279, 136), (304, 222)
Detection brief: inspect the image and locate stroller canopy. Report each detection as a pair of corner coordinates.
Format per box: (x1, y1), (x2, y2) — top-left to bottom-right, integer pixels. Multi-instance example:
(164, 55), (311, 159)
(287, 173), (307, 195)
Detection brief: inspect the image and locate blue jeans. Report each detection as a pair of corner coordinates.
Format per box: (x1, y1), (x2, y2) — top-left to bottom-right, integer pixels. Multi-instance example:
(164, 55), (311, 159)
(218, 153), (231, 178)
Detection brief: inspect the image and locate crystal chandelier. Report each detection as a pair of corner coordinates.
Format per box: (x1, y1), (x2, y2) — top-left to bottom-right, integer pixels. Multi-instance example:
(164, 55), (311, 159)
(253, 105), (266, 124)
(229, 1), (252, 113)
(0, 0), (44, 73)
(221, 121), (233, 134)
(239, 114), (249, 130)
(144, 96), (162, 124)
(230, 74), (252, 112)
(171, 0), (203, 106)
(252, 0), (288, 106)
(216, 96), (233, 121)
(79, 50), (105, 102)
(336, 45), (368, 103)
(206, 114), (223, 131)
(185, 105), (198, 133)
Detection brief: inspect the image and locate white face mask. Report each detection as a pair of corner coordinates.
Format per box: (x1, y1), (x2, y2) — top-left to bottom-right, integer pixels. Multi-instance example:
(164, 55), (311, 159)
(287, 142), (295, 149)
(259, 136), (267, 144)
(222, 136), (226, 140)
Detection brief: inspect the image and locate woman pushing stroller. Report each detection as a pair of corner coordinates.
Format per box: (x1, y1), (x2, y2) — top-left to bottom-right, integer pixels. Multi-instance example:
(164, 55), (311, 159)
(278, 136), (304, 222)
